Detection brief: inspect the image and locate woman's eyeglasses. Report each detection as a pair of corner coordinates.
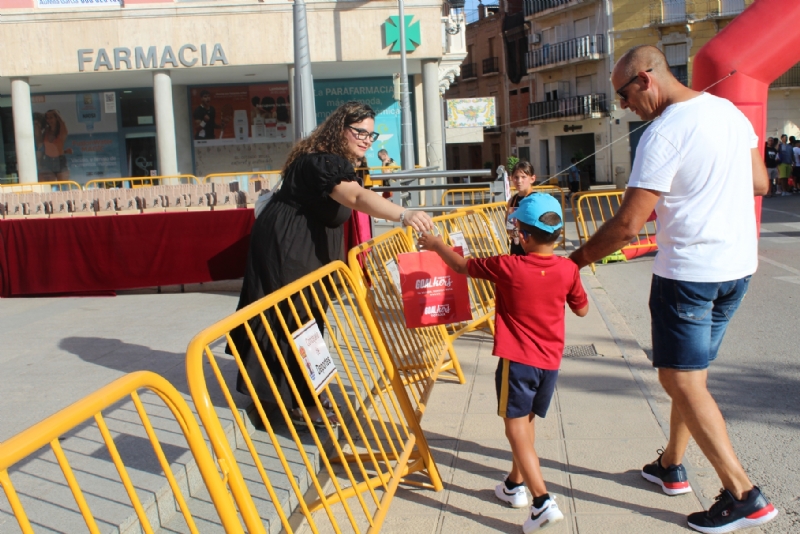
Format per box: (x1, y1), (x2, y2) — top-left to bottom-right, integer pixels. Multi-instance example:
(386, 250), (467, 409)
(616, 68), (652, 101)
(347, 126), (380, 142)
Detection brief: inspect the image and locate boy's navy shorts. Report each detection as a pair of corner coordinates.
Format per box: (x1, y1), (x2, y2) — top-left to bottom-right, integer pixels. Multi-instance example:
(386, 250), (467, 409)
(495, 358), (558, 419)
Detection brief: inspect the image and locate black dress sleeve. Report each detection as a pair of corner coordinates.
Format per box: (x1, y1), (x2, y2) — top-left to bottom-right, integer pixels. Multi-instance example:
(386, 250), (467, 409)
(295, 154), (360, 198)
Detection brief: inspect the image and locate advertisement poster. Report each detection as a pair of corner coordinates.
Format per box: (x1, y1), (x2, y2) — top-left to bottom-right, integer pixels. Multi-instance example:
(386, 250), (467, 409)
(397, 249), (472, 328)
(190, 83), (292, 176)
(291, 320), (338, 395)
(314, 77), (402, 168)
(31, 93), (120, 183)
(446, 97), (497, 128)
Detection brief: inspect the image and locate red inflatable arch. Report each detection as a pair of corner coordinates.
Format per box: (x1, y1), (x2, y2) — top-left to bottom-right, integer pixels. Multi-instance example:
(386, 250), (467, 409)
(692, 0), (800, 228)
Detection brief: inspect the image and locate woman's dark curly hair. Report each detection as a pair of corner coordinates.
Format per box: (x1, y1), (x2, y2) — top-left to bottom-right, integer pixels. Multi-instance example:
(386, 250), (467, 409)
(282, 101), (376, 173)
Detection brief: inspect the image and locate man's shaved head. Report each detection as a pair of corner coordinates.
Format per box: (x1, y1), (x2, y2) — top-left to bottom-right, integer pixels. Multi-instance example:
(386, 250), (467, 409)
(615, 45), (670, 78)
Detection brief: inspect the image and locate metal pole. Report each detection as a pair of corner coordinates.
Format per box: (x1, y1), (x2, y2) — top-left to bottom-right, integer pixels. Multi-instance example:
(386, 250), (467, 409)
(293, 0), (317, 140)
(398, 0), (415, 170)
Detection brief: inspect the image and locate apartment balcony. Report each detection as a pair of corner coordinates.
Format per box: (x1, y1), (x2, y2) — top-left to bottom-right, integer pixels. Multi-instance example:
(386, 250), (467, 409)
(526, 35), (604, 73)
(528, 94), (607, 124)
(771, 64), (800, 89)
(649, 0), (746, 27)
(482, 57), (500, 76)
(485, 116), (502, 135)
(523, 0), (596, 19)
(461, 62), (478, 81)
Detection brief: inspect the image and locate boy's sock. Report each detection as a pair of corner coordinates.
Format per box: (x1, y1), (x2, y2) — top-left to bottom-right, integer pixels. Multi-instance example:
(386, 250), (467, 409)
(532, 493), (551, 508)
(504, 478), (524, 490)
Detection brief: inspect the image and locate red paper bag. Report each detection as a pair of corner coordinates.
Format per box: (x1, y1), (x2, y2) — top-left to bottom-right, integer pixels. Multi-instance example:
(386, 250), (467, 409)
(397, 249), (473, 328)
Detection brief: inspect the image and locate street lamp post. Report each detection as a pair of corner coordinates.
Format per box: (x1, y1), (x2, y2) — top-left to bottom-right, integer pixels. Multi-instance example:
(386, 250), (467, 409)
(398, 0), (415, 170)
(293, 0), (317, 140)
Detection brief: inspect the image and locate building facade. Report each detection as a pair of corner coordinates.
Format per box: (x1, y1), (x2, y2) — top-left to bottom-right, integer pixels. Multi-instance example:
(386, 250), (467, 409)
(443, 1), (531, 179)
(447, 0), (800, 188)
(0, 0), (466, 184)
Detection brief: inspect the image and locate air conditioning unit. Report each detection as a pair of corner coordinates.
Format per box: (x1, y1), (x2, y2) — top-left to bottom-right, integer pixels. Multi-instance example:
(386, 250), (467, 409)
(529, 33), (541, 45)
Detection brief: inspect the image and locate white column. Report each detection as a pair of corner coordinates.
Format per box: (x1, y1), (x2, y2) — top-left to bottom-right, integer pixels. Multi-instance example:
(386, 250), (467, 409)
(421, 60), (444, 170)
(153, 70), (178, 176)
(422, 59), (444, 205)
(11, 77), (37, 183)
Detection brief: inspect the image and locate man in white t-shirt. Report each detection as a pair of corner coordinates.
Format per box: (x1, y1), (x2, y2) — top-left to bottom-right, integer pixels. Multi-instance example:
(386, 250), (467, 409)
(570, 45), (775, 533)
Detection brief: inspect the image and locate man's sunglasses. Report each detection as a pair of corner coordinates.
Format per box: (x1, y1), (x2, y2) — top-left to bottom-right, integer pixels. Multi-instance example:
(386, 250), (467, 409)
(347, 126), (380, 142)
(616, 68), (652, 101)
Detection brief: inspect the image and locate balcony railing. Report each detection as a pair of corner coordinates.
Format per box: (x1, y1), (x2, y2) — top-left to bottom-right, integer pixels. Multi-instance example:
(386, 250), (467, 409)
(523, 0), (581, 17)
(485, 116), (501, 134)
(461, 62), (478, 80)
(526, 35), (604, 71)
(771, 64), (800, 89)
(649, 0), (746, 26)
(528, 94), (607, 123)
(482, 57), (500, 75)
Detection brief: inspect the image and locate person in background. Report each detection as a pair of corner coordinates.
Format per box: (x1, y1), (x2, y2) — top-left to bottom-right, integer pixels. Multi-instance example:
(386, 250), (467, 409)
(42, 109), (70, 182)
(764, 138), (779, 197)
(33, 112), (55, 183)
(506, 160), (536, 256)
(777, 134), (793, 196)
(792, 140), (800, 194)
(228, 101), (433, 428)
(567, 158), (581, 198)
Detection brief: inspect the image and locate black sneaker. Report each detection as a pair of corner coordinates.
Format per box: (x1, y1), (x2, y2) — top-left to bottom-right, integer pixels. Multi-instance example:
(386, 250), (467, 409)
(687, 486), (778, 533)
(641, 449), (692, 495)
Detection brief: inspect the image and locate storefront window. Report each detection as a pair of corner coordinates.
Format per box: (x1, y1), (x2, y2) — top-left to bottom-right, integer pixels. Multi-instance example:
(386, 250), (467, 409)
(189, 83), (292, 177)
(31, 92), (122, 184)
(119, 89), (155, 129)
(0, 98), (16, 183)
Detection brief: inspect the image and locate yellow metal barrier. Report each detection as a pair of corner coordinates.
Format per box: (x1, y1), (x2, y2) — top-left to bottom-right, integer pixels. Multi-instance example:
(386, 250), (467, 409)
(347, 227), (465, 417)
(408, 210), (504, 341)
(204, 171), (282, 190)
(84, 175), (199, 189)
(0, 181), (81, 193)
(0, 371), (244, 534)
(573, 190), (657, 273)
(357, 166), (401, 188)
(473, 201), (511, 255)
(186, 260), (443, 534)
(440, 187), (492, 206)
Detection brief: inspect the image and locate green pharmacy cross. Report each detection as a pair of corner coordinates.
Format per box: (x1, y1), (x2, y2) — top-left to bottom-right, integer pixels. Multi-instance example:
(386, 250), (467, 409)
(385, 15), (421, 52)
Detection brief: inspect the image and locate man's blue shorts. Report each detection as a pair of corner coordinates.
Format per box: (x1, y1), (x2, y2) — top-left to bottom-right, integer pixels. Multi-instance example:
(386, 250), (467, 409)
(495, 358), (558, 419)
(649, 274), (751, 370)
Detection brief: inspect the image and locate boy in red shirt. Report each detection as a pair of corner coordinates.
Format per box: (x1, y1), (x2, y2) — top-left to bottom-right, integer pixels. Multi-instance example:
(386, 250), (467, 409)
(418, 193), (589, 532)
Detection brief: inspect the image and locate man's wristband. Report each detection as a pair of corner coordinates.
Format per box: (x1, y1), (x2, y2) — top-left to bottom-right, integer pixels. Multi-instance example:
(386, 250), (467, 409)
(399, 210), (408, 226)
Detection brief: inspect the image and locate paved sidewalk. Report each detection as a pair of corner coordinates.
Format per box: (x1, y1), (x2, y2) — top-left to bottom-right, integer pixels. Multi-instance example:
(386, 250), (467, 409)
(379, 273), (764, 534)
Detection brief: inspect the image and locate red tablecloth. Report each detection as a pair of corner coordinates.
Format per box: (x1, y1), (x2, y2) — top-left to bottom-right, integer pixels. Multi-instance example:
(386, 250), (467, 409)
(0, 209), (254, 297)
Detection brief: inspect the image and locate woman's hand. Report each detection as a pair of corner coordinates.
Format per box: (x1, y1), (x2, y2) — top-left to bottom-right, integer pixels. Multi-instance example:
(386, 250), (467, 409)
(401, 210), (433, 233)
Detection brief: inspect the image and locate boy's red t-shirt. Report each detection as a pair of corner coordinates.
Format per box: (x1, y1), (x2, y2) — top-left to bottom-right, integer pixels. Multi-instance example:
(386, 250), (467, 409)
(467, 253), (588, 370)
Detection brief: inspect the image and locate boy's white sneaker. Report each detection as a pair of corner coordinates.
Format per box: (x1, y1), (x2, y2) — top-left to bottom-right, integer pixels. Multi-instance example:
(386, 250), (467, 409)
(495, 479), (529, 508)
(523, 496), (564, 533)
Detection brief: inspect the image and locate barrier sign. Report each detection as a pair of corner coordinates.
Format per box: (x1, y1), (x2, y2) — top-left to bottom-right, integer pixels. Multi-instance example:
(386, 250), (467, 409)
(292, 321), (337, 394)
(448, 231), (471, 257)
(397, 249), (472, 328)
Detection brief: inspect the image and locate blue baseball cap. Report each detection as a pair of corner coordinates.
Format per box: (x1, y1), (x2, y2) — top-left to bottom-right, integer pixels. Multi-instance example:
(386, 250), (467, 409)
(508, 193), (563, 233)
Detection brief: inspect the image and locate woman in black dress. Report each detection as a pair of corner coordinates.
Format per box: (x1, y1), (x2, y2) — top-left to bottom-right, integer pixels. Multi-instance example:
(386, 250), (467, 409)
(230, 101), (433, 425)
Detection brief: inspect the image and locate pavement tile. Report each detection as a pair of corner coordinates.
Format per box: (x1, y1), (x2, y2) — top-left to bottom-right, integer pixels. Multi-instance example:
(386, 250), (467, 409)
(558, 389), (664, 440)
(574, 512), (694, 533)
(569, 471), (701, 515)
(564, 438), (668, 474)
(454, 438), (563, 474)
(557, 357), (639, 391)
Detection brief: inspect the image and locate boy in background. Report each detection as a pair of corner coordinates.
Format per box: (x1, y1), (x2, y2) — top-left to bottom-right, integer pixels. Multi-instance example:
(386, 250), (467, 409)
(418, 193), (589, 532)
